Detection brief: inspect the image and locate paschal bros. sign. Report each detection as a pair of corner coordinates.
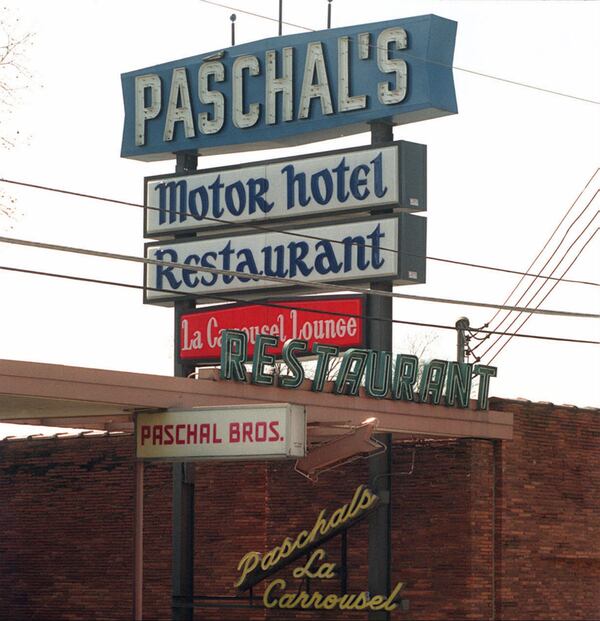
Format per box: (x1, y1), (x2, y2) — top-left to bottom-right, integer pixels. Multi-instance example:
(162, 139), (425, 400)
(121, 15), (456, 160)
(144, 215), (425, 304)
(136, 404), (306, 461)
(144, 142), (426, 238)
(179, 296), (365, 363)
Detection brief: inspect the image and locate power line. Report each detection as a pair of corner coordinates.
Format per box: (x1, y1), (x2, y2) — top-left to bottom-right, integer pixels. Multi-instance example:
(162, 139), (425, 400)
(474, 209), (599, 356)
(1, 263), (597, 346)
(428, 254), (597, 287)
(196, 0), (600, 106)
(452, 65), (599, 105)
(472, 190), (599, 353)
(198, 0), (312, 31)
(477, 169), (599, 333)
(1, 176), (597, 288)
(476, 222), (599, 362)
(491, 206), (598, 335)
(0, 233), (598, 319)
(482, 227), (600, 366)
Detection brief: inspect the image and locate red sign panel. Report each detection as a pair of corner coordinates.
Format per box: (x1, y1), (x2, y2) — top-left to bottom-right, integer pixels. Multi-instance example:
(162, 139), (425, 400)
(179, 296), (365, 363)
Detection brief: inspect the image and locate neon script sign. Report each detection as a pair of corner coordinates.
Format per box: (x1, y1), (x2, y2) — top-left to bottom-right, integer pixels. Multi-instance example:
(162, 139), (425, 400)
(235, 485), (405, 611)
(220, 329), (498, 410)
(121, 15), (456, 160)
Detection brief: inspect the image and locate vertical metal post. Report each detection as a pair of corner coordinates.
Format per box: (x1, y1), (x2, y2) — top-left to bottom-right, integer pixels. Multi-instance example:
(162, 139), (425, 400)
(133, 440), (144, 621)
(278, 0), (283, 36)
(172, 462), (195, 620)
(172, 151), (198, 621)
(327, 0), (333, 29)
(230, 13), (236, 46)
(456, 316), (470, 363)
(367, 121), (393, 621)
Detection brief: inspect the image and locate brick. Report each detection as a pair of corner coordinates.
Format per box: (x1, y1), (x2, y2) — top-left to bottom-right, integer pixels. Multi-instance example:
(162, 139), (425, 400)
(0, 400), (598, 620)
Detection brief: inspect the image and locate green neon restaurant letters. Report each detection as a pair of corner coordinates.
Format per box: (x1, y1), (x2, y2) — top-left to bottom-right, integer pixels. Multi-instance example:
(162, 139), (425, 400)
(219, 329), (497, 411)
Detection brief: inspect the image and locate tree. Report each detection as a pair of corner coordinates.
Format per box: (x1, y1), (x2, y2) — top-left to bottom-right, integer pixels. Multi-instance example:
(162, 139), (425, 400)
(1, 6), (34, 219)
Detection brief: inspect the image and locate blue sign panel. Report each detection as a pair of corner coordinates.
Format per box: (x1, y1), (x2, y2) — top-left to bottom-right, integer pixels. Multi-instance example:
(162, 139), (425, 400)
(143, 141), (426, 238)
(144, 214), (426, 306)
(121, 15), (456, 161)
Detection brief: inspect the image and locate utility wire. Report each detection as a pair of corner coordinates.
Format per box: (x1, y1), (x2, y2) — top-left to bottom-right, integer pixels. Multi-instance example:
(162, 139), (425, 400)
(475, 169), (599, 334)
(197, 0), (600, 105)
(1, 263), (597, 346)
(1, 176), (597, 288)
(0, 234), (597, 319)
(475, 208), (599, 356)
(491, 205), (598, 335)
(483, 228), (600, 366)
(473, 207), (599, 353)
(199, 0), (312, 31)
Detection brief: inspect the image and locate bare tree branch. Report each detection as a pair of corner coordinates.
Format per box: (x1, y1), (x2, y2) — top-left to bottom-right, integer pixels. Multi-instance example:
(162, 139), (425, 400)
(0, 7), (34, 220)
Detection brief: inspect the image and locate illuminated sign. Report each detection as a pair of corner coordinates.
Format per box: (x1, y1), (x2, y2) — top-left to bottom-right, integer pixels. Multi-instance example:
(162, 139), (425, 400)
(136, 404), (306, 461)
(144, 214), (426, 305)
(144, 141), (426, 237)
(121, 15), (456, 161)
(220, 329), (498, 410)
(235, 485), (405, 611)
(179, 296), (365, 363)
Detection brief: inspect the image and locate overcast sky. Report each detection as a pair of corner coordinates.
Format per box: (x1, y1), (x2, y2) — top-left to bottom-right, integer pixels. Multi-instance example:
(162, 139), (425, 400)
(1, 0), (598, 438)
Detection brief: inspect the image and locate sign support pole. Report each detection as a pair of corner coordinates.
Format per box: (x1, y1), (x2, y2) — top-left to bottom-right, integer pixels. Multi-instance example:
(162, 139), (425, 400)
(172, 151), (198, 621)
(367, 122), (394, 621)
(133, 451), (144, 621)
(456, 316), (470, 363)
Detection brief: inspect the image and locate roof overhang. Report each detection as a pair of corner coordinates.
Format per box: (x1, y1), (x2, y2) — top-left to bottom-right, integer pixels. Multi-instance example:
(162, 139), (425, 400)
(0, 359), (513, 440)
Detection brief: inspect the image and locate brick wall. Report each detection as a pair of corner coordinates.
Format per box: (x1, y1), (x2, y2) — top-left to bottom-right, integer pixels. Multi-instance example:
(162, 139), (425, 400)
(0, 436), (136, 621)
(1, 399), (598, 620)
(490, 399), (600, 620)
(391, 439), (494, 620)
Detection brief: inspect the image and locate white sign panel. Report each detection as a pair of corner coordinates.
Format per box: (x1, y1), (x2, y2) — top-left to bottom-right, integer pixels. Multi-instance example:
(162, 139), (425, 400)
(144, 216), (408, 304)
(144, 142), (426, 238)
(136, 404), (306, 461)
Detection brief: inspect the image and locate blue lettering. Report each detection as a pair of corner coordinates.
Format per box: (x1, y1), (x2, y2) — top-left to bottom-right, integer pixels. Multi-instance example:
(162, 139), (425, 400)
(282, 164), (311, 210)
(155, 180), (187, 225)
(314, 240), (342, 274)
(310, 169), (333, 205)
(332, 157), (350, 202)
(371, 152), (388, 198)
(262, 245), (289, 278)
(248, 177), (273, 214)
(342, 235), (369, 273)
(367, 224), (385, 269)
(219, 241), (235, 284)
(209, 175), (224, 217)
(200, 251), (218, 287)
(182, 254), (200, 288)
(235, 248), (260, 283)
(225, 180), (246, 216)
(287, 241), (313, 277)
(349, 164), (370, 200)
(188, 185), (209, 220)
(154, 248), (182, 289)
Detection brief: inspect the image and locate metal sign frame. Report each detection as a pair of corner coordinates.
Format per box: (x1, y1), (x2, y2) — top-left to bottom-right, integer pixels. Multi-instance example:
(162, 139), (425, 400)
(136, 404), (307, 462)
(143, 140), (426, 239)
(144, 213), (426, 306)
(178, 294), (367, 365)
(121, 15), (456, 161)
